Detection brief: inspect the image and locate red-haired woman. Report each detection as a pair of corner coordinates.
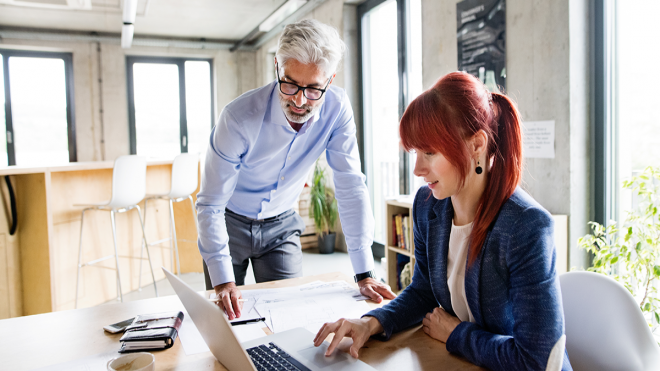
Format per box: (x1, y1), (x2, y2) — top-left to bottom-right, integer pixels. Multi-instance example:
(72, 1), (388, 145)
(313, 72), (572, 371)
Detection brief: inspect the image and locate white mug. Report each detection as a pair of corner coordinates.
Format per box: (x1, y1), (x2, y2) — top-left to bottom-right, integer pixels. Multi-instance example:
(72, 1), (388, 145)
(106, 352), (155, 371)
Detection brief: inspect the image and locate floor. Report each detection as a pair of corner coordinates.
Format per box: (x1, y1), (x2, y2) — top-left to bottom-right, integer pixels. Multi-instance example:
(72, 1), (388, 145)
(103, 248), (385, 304)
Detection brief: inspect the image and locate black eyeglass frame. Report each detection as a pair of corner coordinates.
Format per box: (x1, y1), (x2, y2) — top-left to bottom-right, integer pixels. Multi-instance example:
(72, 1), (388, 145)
(276, 62), (331, 100)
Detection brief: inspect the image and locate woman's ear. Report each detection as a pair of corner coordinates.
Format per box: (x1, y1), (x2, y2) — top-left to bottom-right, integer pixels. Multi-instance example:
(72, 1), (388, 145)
(470, 130), (489, 158)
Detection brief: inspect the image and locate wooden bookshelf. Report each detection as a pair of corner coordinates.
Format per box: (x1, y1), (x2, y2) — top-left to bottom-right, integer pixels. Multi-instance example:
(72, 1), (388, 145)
(384, 196), (415, 293)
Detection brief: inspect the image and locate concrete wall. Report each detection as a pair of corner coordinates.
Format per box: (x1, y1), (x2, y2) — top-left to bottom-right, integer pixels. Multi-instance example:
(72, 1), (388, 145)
(421, 0), (591, 269)
(0, 38), (257, 162)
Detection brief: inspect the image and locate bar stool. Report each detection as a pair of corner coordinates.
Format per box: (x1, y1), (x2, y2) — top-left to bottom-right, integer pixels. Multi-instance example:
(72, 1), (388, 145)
(139, 153), (199, 286)
(75, 155), (158, 308)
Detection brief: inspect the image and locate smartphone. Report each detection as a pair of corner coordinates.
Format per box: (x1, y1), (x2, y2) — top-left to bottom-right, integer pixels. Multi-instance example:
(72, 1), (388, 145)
(103, 317), (135, 333)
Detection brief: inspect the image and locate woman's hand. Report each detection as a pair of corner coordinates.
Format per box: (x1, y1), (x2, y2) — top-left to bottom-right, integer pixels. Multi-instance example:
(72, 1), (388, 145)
(314, 317), (383, 358)
(422, 307), (461, 343)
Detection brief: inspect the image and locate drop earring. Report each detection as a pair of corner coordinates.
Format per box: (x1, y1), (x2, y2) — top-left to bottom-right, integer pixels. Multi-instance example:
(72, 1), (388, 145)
(475, 160), (483, 175)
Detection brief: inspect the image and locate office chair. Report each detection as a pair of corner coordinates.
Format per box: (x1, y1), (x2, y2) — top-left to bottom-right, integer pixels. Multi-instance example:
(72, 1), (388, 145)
(75, 155), (158, 308)
(560, 271), (660, 371)
(139, 153), (199, 287)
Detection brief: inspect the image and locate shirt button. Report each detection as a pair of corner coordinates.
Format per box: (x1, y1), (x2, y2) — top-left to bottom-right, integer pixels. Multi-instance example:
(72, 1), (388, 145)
(258, 213), (262, 218)
(288, 156), (291, 160)
(272, 190), (277, 193)
(281, 176), (285, 180)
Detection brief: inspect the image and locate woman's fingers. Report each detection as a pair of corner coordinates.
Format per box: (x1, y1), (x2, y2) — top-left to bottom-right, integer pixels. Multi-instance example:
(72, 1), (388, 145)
(314, 322), (337, 346)
(325, 320), (349, 356)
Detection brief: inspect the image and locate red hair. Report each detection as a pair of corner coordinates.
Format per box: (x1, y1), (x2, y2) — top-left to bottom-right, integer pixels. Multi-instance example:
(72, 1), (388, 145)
(400, 72), (523, 265)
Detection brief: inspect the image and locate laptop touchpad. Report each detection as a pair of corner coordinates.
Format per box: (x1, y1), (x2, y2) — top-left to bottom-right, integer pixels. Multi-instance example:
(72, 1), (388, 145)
(296, 345), (352, 368)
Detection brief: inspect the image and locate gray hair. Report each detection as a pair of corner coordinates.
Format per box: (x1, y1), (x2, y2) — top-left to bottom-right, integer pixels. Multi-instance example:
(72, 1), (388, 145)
(276, 19), (345, 77)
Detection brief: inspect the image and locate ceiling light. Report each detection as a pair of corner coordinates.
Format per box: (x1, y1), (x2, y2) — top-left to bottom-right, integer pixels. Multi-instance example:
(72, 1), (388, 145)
(259, 0), (308, 33)
(121, 0), (138, 49)
(122, 0), (138, 24)
(121, 24), (134, 48)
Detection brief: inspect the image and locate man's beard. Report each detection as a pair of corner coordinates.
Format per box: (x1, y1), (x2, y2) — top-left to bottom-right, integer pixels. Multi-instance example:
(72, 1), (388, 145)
(278, 95), (319, 124)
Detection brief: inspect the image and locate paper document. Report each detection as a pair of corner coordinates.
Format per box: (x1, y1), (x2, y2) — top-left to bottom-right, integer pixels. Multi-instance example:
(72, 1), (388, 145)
(178, 310), (210, 355)
(208, 293), (263, 323)
(253, 280), (373, 334)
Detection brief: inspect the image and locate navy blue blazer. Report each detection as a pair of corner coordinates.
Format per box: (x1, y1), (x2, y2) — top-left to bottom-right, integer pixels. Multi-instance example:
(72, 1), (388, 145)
(367, 187), (572, 371)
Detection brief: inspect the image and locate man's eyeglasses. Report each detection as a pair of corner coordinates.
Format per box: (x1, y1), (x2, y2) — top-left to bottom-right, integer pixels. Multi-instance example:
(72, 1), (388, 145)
(276, 63), (331, 101)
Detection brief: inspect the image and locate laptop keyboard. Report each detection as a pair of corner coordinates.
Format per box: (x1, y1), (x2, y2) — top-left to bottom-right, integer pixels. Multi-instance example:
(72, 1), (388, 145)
(247, 342), (312, 371)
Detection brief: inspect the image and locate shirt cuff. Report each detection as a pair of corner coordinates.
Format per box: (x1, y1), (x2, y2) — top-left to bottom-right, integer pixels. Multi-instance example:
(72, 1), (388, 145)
(206, 256), (235, 287)
(348, 245), (375, 276)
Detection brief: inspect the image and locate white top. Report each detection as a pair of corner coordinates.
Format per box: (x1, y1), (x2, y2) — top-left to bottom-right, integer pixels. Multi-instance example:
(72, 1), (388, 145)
(447, 220), (475, 323)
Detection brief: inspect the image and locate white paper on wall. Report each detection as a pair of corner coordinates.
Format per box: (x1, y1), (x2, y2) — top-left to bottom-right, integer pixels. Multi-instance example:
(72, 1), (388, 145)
(522, 120), (555, 158)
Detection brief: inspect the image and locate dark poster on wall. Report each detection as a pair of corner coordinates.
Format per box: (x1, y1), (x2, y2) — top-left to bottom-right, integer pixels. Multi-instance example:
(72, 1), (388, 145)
(456, 0), (506, 92)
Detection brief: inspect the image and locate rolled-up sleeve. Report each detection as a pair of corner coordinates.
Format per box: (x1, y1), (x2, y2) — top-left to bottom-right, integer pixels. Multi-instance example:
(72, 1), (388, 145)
(325, 91), (374, 275)
(196, 108), (247, 287)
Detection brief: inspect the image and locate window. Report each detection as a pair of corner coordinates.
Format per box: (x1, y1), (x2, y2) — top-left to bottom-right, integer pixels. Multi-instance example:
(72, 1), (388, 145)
(0, 49), (76, 166)
(597, 0), (660, 224)
(358, 0), (423, 245)
(126, 57), (213, 158)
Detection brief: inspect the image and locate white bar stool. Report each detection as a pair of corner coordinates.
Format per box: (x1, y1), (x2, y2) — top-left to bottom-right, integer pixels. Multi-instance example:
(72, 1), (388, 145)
(139, 153), (199, 285)
(74, 155), (158, 308)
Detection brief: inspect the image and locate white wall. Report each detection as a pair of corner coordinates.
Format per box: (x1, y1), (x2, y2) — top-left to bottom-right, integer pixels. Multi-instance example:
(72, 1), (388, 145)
(0, 38), (257, 162)
(421, 0), (591, 269)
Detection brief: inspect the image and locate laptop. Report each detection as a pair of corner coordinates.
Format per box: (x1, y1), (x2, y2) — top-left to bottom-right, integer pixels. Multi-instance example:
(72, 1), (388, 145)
(163, 268), (376, 371)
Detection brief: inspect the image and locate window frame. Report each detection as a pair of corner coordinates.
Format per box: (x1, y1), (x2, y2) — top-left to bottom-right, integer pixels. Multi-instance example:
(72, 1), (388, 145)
(1, 48), (77, 165)
(125, 56), (214, 155)
(358, 0), (416, 195)
(594, 0), (616, 226)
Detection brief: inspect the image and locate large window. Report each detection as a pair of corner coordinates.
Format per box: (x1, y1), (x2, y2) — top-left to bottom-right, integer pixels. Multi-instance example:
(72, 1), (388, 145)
(1, 49), (76, 166)
(359, 0), (422, 245)
(126, 57), (213, 158)
(597, 0), (660, 224)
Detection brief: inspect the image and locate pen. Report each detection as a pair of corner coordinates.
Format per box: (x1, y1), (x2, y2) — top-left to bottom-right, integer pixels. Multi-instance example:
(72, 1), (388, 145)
(230, 317), (266, 326)
(207, 298), (248, 302)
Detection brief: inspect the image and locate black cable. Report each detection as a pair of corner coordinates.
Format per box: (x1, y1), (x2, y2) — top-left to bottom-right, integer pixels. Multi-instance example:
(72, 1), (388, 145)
(5, 176), (17, 235)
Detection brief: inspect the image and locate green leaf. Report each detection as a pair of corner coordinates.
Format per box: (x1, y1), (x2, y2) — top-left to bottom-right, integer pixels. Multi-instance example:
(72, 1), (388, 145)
(655, 312), (660, 324)
(645, 302), (652, 311)
(611, 256), (619, 264)
(654, 265), (660, 277)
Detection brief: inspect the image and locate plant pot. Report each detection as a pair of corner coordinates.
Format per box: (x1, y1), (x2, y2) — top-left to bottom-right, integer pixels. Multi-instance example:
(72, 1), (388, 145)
(318, 233), (336, 254)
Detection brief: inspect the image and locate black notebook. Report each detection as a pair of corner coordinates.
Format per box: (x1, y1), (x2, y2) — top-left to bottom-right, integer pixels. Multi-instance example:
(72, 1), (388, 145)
(118, 311), (184, 353)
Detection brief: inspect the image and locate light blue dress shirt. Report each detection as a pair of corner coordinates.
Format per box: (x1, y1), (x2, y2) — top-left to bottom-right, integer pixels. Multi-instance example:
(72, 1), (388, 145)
(197, 81), (375, 286)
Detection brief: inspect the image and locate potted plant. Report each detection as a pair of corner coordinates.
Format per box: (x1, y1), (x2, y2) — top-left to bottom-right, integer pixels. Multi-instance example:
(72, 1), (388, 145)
(578, 166), (660, 337)
(309, 161), (338, 254)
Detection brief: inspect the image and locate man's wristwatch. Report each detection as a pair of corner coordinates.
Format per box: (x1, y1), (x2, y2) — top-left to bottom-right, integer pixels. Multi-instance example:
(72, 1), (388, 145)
(354, 270), (377, 283)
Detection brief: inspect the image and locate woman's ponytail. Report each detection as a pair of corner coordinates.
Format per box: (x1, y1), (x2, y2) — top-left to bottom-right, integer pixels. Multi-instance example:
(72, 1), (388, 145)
(468, 92), (523, 266)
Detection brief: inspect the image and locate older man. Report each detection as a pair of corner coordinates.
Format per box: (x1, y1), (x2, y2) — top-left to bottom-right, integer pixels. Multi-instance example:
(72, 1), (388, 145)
(197, 19), (394, 319)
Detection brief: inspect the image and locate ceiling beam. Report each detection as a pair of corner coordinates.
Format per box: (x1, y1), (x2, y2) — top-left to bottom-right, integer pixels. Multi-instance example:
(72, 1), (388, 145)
(231, 0), (327, 52)
(0, 26), (236, 50)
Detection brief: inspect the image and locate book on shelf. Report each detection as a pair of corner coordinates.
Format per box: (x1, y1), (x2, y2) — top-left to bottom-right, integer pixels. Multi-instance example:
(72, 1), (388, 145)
(393, 214), (412, 251)
(402, 216), (410, 252)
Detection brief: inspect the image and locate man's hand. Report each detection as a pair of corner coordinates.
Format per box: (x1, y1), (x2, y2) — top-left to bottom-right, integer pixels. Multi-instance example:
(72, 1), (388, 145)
(314, 316), (383, 358)
(213, 282), (243, 320)
(422, 307), (461, 343)
(357, 277), (396, 303)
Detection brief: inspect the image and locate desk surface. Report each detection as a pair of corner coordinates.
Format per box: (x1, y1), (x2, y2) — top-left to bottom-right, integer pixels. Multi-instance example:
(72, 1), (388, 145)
(1, 272), (485, 371)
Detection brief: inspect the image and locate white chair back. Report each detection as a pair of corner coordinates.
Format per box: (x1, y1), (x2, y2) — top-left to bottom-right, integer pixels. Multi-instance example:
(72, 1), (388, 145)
(107, 155), (147, 208)
(560, 271), (660, 371)
(168, 153), (199, 199)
